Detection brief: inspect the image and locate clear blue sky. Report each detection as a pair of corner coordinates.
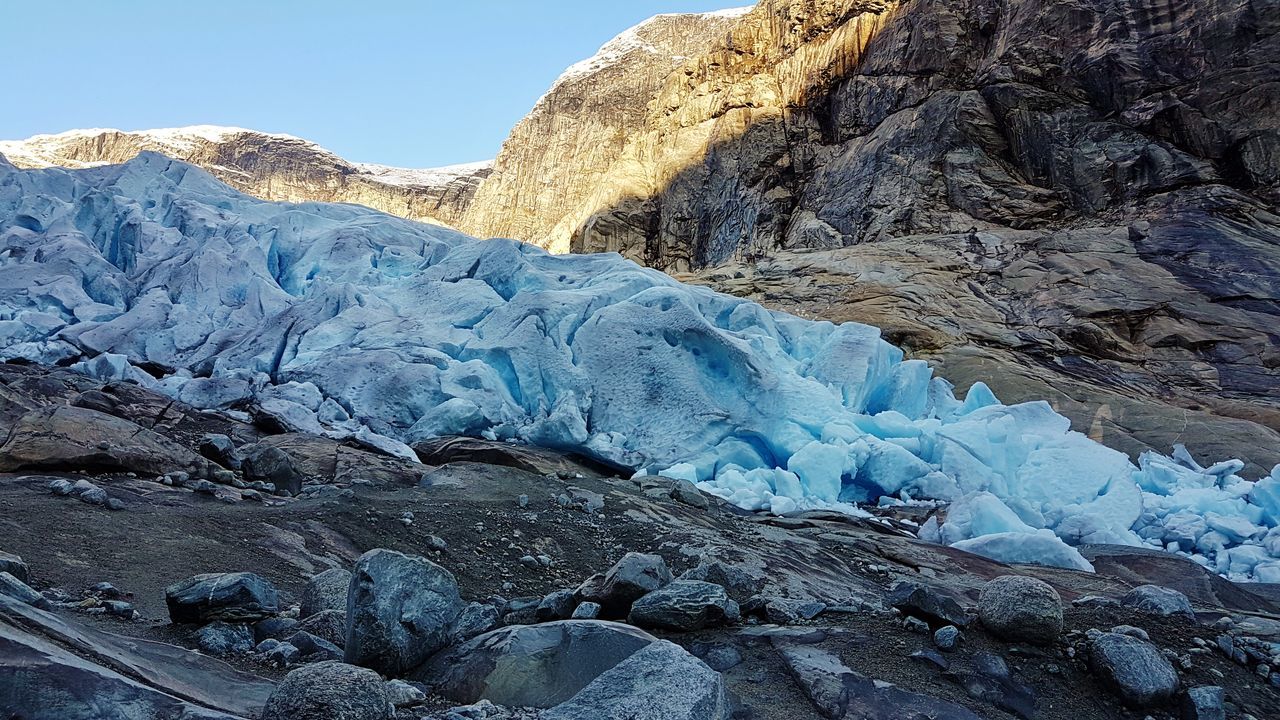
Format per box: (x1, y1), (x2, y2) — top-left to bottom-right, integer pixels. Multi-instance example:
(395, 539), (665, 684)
(1, 0), (744, 167)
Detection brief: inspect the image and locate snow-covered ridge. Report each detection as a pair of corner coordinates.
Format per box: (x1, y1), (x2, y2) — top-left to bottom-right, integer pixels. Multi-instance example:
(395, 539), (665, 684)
(0, 126), (491, 192)
(541, 7), (752, 96)
(2, 154), (1278, 582)
(354, 160), (496, 189)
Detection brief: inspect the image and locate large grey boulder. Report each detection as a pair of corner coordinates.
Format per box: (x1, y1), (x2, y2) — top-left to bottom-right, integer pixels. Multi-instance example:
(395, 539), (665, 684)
(542, 640), (728, 720)
(419, 620), (656, 707)
(1121, 585), (1195, 618)
(1088, 632), (1180, 706)
(301, 568), (352, 618)
(344, 549), (463, 676)
(165, 572), (280, 624)
(978, 575), (1063, 644)
(628, 580), (735, 631)
(576, 552), (671, 617)
(261, 661), (391, 720)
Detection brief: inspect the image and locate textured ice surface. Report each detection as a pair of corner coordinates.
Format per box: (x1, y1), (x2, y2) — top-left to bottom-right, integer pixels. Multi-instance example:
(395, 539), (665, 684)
(2, 154), (1277, 577)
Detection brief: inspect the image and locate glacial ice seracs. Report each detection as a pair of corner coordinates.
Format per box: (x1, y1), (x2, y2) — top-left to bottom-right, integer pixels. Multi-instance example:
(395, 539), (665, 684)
(2, 152), (1278, 579)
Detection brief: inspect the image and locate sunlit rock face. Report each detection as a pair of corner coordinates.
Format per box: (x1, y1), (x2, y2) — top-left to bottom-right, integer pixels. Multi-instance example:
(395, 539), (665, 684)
(0, 126), (491, 228)
(457, 0), (1280, 473)
(455, 8), (751, 253)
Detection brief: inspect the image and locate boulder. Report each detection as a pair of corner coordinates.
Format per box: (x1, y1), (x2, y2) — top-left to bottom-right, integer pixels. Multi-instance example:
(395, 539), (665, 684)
(253, 616), (300, 643)
(195, 622), (254, 657)
(571, 602), (601, 619)
(261, 661), (391, 720)
(0, 572), (50, 609)
(576, 552), (671, 617)
(978, 575), (1063, 644)
(287, 631), (343, 662)
(1121, 585), (1196, 618)
(628, 580), (735, 631)
(1089, 632), (1180, 706)
(668, 478), (709, 509)
(536, 589), (579, 622)
(297, 609), (346, 648)
(301, 568), (352, 618)
(385, 679), (427, 708)
(344, 549), (463, 675)
(678, 559), (765, 602)
(0, 550), (30, 583)
(0, 406), (210, 477)
(453, 601), (501, 641)
(198, 433), (241, 470)
(542, 640), (728, 720)
(165, 572), (280, 624)
(418, 620), (657, 707)
(240, 444), (306, 495)
(888, 580), (970, 627)
(1181, 685), (1225, 720)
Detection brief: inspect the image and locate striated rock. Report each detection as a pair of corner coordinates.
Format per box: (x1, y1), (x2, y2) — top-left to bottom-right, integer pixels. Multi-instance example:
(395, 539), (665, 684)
(1089, 632), (1180, 707)
(419, 620), (656, 708)
(0, 592), (273, 720)
(0, 126), (490, 228)
(978, 575), (1063, 644)
(165, 572), (279, 624)
(628, 580), (735, 632)
(0, 405), (212, 478)
(541, 640), (728, 720)
(344, 549), (463, 675)
(1122, 585), (1196, 618)
(261, 661), (391, 720)
(0, 572), (49, 609)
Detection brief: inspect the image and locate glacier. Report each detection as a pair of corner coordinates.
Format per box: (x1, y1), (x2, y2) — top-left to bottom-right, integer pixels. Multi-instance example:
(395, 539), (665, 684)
(2, 151), (1278, 579)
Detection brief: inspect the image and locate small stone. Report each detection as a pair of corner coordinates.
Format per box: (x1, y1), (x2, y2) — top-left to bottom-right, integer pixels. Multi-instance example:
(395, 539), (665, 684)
(265, 642), (301, 668)
(519, 555), (540, 569)
(517, 494), (529, 508)
(427, 535), (448, 551)
(904, 616), (931, 634)
(536, 589), (579, 622)
(887, 580), (970, 627)
(385, 679), (427, 708)
(934, 625), (962, 650)
(1112, 625), (1151, 641)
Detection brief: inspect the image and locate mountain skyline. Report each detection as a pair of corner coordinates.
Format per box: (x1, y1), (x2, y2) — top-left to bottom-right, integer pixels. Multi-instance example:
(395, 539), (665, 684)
(0, 0), (742, 168)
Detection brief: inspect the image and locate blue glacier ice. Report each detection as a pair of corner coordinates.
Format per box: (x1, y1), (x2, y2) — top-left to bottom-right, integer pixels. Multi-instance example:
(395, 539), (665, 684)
(2, 152), (1278, 578)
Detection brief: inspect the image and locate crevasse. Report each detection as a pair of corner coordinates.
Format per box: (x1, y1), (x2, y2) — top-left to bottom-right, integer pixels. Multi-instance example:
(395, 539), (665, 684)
(2, 153), (1277, 579)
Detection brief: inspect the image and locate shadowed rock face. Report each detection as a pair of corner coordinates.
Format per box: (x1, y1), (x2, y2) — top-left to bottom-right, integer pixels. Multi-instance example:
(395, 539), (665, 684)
(0, 127), (491, 228)
(459, 0), (1279, 470)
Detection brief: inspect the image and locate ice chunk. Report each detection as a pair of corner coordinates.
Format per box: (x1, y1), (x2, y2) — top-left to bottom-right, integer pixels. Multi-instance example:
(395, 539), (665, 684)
(951, 530), (1096, 572)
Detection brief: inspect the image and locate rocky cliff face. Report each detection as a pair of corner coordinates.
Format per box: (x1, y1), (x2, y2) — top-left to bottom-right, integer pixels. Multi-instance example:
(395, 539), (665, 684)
(462, 0), (1280, 471)
(456, 9), (750, 249)
(0, 126), (491, 227)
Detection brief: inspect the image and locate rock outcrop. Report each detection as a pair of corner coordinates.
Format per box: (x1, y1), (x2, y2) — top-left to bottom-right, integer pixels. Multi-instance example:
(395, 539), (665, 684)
(0, 126), (490, 227)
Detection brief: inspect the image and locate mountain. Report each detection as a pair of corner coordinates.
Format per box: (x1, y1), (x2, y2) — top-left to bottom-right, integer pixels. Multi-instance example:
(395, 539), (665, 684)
(0, 125), (491, 227)
(460, 0), (1280, 474)
(456, 8), (751, 250)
